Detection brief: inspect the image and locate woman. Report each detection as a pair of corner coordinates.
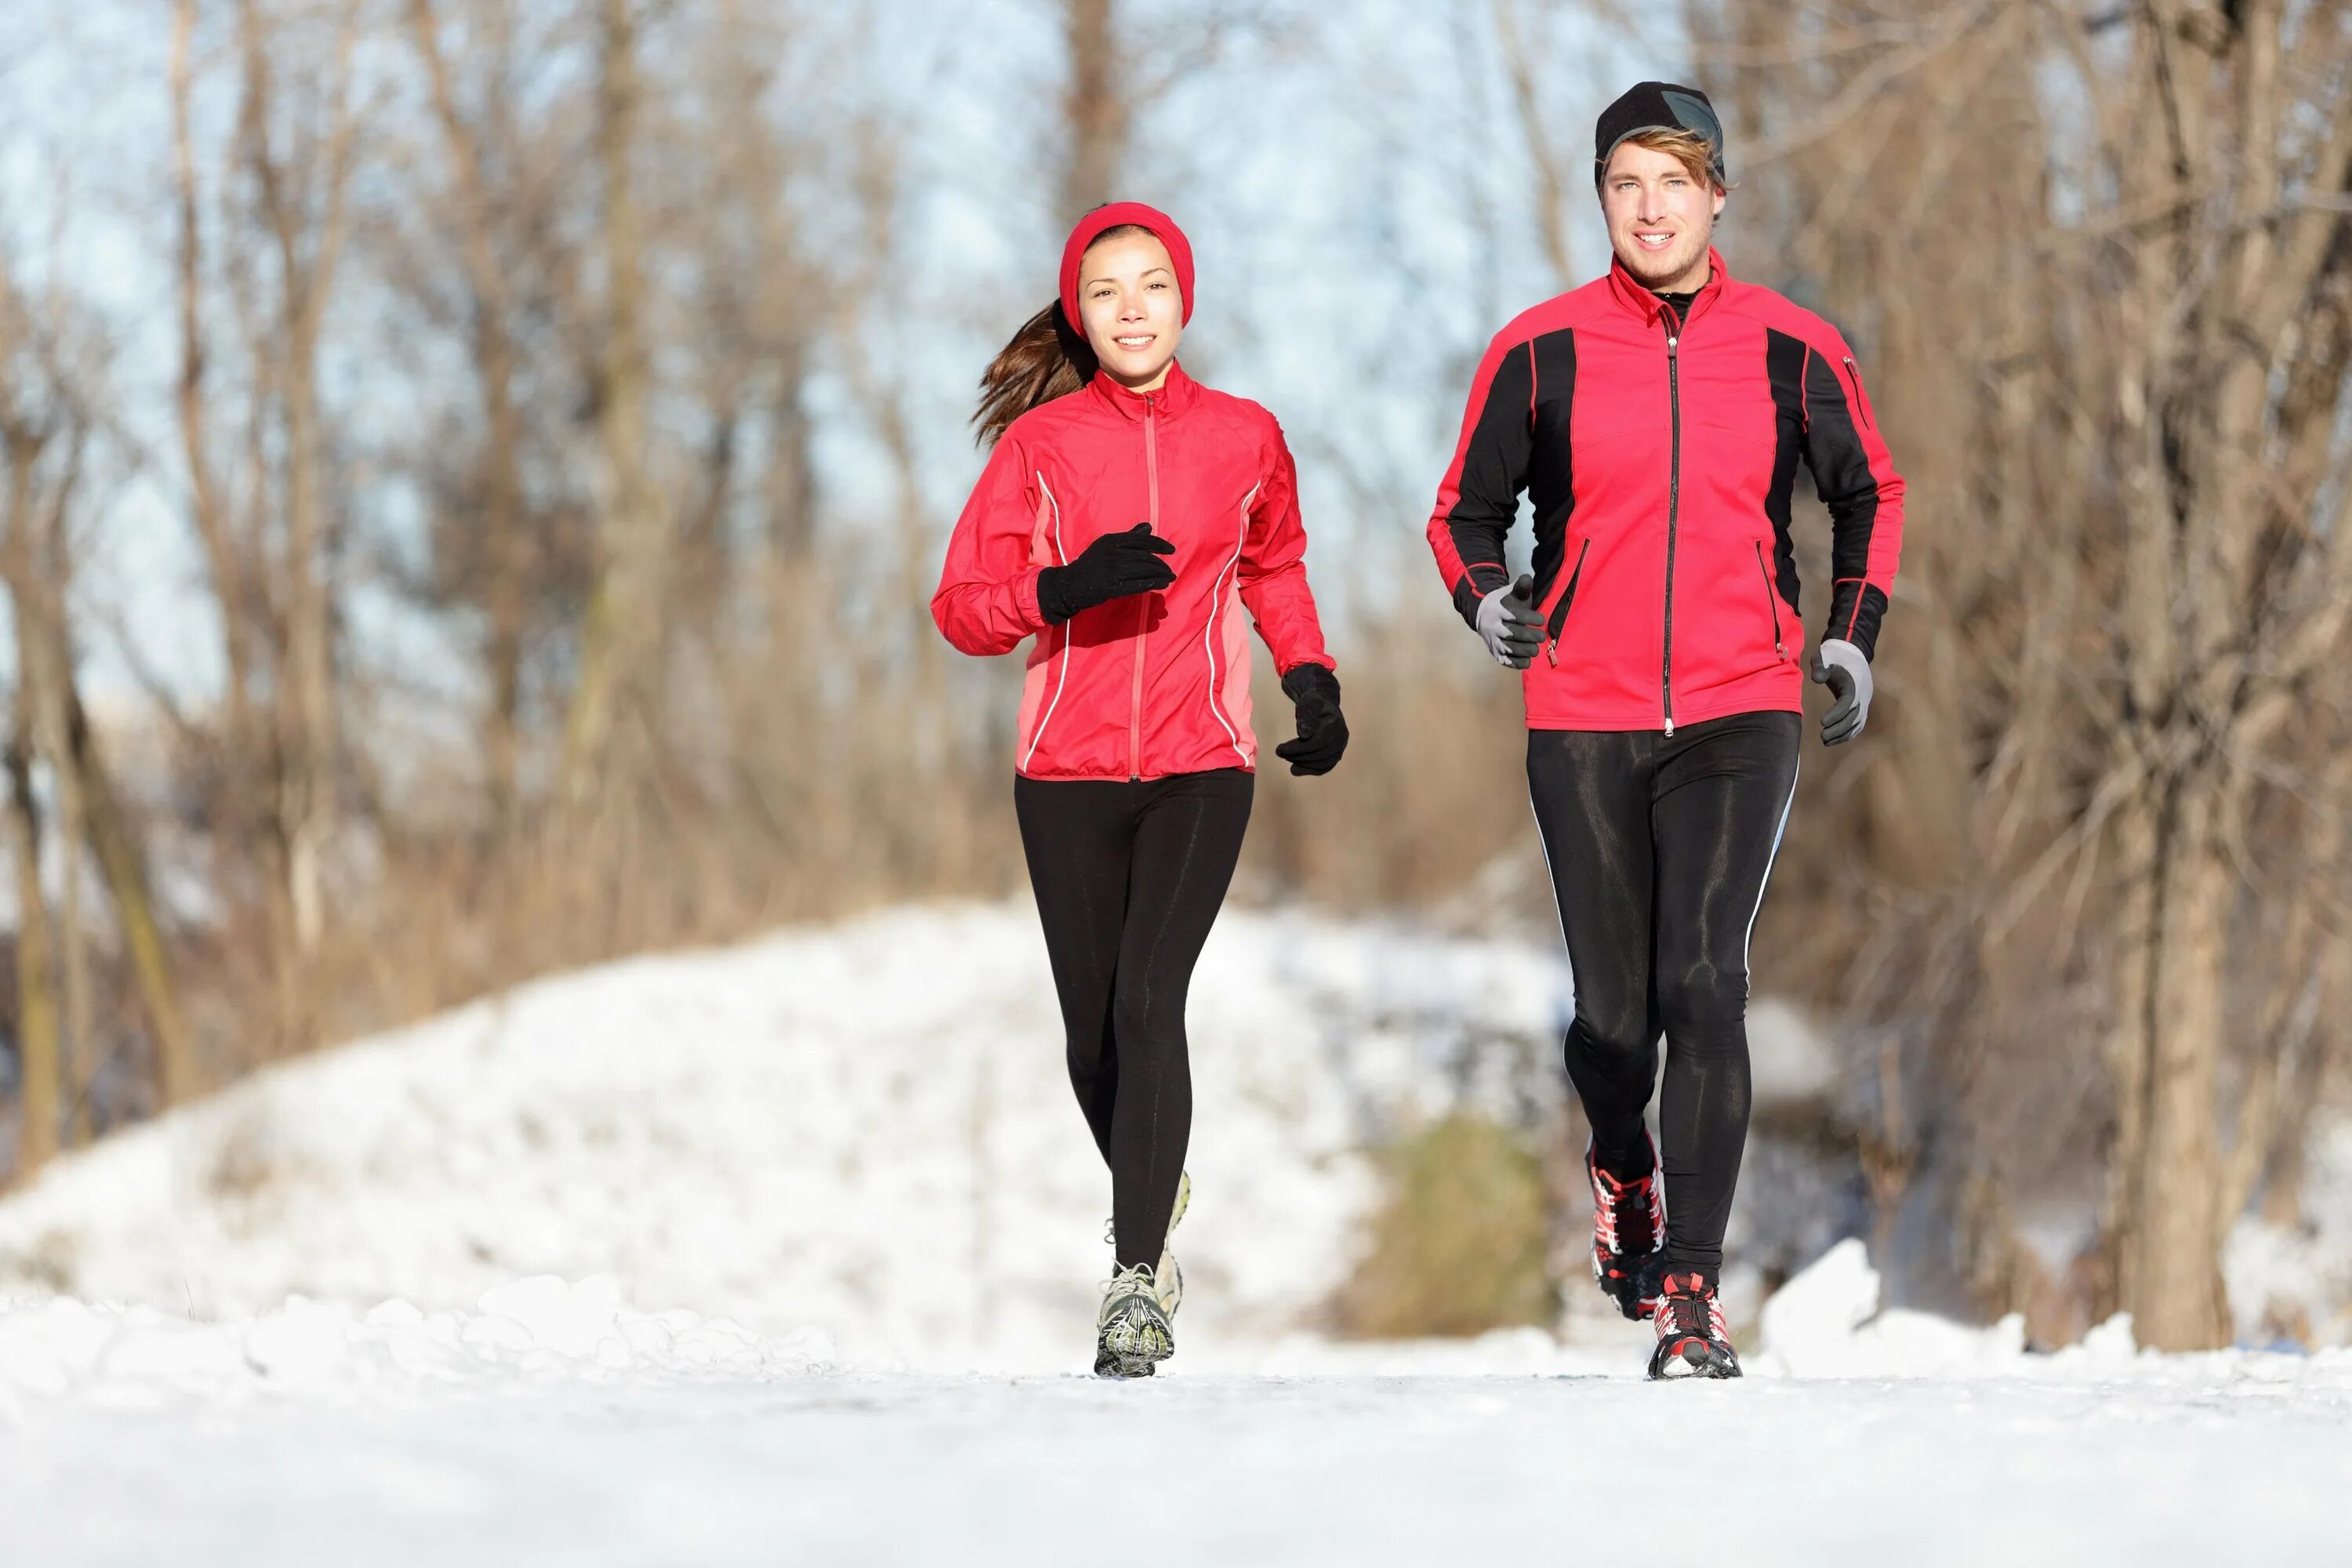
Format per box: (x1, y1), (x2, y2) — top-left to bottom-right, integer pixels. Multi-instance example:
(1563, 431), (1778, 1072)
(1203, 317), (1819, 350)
(932, 202), (1348, 1378)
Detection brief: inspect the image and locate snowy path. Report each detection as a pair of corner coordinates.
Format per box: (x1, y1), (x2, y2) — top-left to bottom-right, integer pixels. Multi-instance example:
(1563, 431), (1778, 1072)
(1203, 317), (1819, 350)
(7, 1367), (2347, 1566)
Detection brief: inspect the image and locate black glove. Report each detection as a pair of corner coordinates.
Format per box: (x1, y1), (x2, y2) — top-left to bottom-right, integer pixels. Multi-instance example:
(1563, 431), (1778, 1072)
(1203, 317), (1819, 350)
(1036, 523), (1176, 624)
(1274, 663), (1348, 776)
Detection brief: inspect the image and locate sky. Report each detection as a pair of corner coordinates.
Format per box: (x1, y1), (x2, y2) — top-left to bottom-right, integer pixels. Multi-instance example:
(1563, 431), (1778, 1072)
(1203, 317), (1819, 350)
(0, 0), (1682, 715)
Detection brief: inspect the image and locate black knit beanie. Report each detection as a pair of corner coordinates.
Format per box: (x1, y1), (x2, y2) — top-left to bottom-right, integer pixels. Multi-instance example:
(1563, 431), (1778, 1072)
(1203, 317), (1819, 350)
(1594, 81), (1728, 186)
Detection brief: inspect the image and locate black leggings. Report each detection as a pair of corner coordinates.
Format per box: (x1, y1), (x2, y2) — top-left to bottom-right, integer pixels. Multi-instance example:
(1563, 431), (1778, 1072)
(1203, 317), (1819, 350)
(1528, 711), (1800, 1279)
(1014, 768), (1253, 1271)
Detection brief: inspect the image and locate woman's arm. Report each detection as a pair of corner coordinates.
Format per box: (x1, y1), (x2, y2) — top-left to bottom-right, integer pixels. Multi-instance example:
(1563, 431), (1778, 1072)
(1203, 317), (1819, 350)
(931, 431), (1053, 657)
(1238, 416), (1334, 675)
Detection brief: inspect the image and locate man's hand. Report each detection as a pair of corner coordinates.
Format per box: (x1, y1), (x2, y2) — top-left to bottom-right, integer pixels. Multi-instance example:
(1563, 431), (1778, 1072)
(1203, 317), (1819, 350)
(1810, 639), (1874, 746)
(1475, 573), (1544, 669)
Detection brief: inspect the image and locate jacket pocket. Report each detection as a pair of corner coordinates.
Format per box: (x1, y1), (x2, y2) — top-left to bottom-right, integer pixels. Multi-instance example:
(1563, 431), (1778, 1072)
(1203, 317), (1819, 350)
(1543, 539), (1592, 666)
(1754, 542), (1788, 662)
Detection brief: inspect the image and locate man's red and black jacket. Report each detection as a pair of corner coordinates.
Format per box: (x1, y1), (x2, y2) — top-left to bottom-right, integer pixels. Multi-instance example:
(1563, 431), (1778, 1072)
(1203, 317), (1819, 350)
(1426, 248), (1904, 732)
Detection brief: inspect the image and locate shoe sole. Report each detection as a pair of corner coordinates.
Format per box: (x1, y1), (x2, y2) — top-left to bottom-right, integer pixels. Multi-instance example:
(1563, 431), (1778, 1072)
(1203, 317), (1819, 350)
(1093, 1356), (1156, 1379)
(1097, 1298), (1174, 1380)
(1647, 1337), (1741, 1381)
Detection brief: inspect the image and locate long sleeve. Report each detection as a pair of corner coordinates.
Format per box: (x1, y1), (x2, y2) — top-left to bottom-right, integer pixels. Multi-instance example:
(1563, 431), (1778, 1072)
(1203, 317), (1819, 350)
(1426, 332), (1535, 626)
(931, 430), (1051, 657)
(1799, 332), (1904, 660)
(1238, 416), (1334, 674)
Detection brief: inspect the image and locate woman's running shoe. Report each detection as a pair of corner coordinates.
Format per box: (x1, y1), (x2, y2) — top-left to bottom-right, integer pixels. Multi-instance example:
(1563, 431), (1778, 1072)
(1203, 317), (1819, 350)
(1094, 1261), (1175, 1378)
(1157, 1171), (1189, 1316)
(1647, 1270), (1740, 1380)
(1588, 1135), (1663, 1319)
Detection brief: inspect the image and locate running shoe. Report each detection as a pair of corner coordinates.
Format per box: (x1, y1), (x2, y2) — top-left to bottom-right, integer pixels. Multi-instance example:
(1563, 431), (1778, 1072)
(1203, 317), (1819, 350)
(1647, 1270), (1740, 1380)
(1094, 1261), (1175, 1379)
(1588, 1134), (1663, 1319)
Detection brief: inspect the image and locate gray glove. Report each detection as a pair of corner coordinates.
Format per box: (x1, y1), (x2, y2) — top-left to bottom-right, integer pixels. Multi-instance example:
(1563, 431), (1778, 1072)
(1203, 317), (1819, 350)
(1475, 573), (1544, 669)
(1810, 638), (1873, 745)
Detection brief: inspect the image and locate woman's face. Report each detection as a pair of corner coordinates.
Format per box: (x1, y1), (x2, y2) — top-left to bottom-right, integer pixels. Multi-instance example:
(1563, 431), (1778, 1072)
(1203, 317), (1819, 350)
(1077, 230), (1183, 390)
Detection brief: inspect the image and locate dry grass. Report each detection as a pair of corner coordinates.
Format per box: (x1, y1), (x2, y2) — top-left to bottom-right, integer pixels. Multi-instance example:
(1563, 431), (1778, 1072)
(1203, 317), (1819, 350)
(1332, 1114), (1559, 1340)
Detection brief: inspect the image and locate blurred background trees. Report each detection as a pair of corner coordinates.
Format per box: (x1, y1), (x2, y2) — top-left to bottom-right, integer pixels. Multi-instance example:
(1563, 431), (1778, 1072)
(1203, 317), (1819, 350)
(0, 0), (2347, 1352)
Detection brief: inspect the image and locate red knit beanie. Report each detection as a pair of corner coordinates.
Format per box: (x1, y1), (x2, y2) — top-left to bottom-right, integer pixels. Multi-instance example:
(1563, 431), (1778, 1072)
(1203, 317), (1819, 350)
(1058, 201), (1195, 328)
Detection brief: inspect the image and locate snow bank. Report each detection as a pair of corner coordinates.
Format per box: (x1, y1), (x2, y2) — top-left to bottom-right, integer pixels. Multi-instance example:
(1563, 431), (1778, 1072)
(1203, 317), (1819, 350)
(1755, 1237), (2352, 1387)
(0, 902), (1574, 1368)
(0, 1274), (829, 1430)
(6, 897), (2336, 1381)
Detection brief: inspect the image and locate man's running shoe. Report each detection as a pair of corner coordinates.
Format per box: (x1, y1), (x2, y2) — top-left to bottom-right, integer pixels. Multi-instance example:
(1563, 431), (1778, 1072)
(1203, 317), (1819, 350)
(1104, 1171), (1191, 1318)
(1646, 1270), (1740, 1380)
(1588, 1135), (1663, 1319)
(1094, 1261), (1175, 1379)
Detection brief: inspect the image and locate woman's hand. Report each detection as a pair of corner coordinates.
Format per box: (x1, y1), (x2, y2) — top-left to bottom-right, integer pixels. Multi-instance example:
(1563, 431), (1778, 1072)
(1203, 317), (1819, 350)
(1036, 523), (1176, 623)
(1275, 663), (1348, 776)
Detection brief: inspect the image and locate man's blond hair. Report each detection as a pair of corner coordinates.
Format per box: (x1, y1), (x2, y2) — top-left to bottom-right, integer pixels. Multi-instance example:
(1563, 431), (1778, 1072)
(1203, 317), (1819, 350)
(1602, 128), (1733, 193)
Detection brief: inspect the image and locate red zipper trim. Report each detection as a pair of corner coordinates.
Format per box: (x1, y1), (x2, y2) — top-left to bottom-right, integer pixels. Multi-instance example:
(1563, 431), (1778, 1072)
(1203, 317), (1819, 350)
(1131, 394), (1158, 780)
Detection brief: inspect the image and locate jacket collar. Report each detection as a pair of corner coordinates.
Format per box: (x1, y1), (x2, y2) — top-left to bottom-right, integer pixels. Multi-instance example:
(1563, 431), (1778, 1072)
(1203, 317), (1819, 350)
(1606, 246), (1730, 330)
(1085, 358), (1200, 422)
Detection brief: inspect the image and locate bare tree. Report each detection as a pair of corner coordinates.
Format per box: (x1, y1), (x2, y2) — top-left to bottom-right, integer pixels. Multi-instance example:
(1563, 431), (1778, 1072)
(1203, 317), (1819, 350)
(561, 0), (670, 837)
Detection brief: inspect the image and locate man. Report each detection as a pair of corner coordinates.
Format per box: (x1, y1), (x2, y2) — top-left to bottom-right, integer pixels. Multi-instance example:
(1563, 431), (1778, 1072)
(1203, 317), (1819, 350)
(1424, 81), (1904, 1378)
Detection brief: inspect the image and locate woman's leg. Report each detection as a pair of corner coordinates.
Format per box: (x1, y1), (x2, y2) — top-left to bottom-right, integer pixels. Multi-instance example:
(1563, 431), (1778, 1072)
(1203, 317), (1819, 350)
(1647, 711), (1801, 1279)
(1014, 775), (1139, 1163)
(1105, 768), (1253, 1271)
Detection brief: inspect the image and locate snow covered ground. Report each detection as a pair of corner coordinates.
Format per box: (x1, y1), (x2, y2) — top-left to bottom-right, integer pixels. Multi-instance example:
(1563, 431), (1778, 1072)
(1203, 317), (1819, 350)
(2, 1250), (2348, 1566)
(2, 902), (2348, 1563)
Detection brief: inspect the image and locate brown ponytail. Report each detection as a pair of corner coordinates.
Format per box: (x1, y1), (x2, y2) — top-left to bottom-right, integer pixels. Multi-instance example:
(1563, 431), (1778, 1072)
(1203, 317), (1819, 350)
(972, 300), (1098, 447)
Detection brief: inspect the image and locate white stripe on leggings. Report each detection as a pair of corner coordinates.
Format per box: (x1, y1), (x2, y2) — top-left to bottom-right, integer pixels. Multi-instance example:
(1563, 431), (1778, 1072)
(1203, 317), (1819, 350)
(1741, 762), (1800, 985)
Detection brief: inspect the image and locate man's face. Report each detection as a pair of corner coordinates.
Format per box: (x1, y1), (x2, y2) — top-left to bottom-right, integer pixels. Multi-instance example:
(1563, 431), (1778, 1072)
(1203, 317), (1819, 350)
(1600, 142), (1726, 293)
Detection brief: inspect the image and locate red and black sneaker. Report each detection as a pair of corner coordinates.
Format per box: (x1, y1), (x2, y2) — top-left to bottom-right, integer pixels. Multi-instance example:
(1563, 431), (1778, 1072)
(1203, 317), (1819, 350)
(1587, 1134), (1664, 1320)
(1646, 1271), (1740, 1380)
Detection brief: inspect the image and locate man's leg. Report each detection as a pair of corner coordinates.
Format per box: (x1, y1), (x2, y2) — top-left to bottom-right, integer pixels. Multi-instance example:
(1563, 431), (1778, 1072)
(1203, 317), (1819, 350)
(1647, 711), (1801, 1278)
(1527, 730), (1661, 1171)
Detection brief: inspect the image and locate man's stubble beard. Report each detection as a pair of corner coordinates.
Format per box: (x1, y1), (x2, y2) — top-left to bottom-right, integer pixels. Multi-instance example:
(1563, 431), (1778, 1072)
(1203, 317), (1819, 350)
(1614, 222), (1713, 292)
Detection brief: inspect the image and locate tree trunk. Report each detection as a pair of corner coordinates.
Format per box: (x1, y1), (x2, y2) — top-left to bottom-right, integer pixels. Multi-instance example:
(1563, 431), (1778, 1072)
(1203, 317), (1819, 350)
(2112, 771), (2237, 1349)
(4, 717), (58, 1181)
(70, 690), (200, 1107)
(561, 0), (668, 822)
(1060, 0), (1125, 227)
(407, 0), (530, 833)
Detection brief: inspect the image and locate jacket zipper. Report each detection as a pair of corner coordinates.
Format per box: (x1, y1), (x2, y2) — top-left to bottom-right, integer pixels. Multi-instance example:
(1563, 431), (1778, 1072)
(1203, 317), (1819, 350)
(1543, 539), (1592, 666)
(1661, 321), (1682, 735)
(1842, 357), (1871, 429)
(1131, 393), (1158, 781)
(1755, 541), (1786, 660)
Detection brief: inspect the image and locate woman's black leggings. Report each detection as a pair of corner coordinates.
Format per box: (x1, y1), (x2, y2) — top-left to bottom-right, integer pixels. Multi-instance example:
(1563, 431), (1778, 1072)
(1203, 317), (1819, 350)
(1528, 711), (1801, 1280)
(1014, 768), (1253, 1271)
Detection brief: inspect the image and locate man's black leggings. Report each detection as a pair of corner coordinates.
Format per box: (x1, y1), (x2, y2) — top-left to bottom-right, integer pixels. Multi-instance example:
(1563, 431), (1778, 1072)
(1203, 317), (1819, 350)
(1014, 768), (1253, 1272)
(1528, 711), (1801, 1280)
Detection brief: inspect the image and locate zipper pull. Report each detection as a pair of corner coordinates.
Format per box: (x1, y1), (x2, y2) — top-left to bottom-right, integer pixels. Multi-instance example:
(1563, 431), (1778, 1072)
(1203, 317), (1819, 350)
(1546, 639), (1559, 666)
(1664, 718), (1675, 737)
